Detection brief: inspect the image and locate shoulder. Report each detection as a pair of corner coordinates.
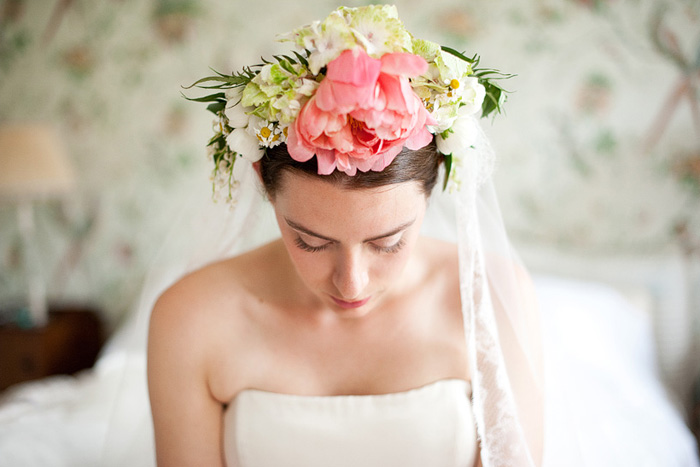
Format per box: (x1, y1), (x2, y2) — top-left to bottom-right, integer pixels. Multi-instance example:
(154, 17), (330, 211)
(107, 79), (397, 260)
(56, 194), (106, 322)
(150, 259), (238, 340)
(150, 240), (287, 331)
(147, 240), (289, 383)
(411, 237), (461, 310)
(415, 236), (459, 280)
(147, 258), (241, 386)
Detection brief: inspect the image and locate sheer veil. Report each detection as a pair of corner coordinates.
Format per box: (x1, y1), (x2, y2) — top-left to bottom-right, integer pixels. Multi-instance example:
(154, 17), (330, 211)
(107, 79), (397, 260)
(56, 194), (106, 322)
(100, 117), (544, 467)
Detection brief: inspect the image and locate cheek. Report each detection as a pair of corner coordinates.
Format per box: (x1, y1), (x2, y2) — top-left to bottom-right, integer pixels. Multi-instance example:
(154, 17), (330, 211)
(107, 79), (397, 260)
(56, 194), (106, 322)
(380, 252), (410, 276)
(368, 246), (413, 282)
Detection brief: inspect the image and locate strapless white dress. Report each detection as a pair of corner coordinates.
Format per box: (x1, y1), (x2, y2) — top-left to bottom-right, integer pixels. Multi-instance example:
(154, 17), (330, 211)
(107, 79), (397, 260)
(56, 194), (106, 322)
(223, 378), (477, 467)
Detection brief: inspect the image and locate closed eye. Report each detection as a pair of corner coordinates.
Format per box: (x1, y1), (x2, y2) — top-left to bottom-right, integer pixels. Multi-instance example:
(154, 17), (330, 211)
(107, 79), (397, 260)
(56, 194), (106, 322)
(370, 238), (406, 254)
(294, 237), (330, 253)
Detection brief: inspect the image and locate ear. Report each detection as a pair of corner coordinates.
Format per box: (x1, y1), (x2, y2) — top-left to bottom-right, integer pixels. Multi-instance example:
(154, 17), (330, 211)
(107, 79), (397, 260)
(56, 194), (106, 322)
(253, 161), (263, 182)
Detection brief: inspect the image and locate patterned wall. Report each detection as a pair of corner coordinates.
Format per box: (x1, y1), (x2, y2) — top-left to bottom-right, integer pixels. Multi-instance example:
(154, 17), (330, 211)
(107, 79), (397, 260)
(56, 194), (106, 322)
(0, 0), (698, 328)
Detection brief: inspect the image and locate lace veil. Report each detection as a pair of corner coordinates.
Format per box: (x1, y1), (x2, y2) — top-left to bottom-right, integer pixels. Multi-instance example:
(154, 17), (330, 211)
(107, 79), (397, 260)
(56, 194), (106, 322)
(99, 116), (544, 467)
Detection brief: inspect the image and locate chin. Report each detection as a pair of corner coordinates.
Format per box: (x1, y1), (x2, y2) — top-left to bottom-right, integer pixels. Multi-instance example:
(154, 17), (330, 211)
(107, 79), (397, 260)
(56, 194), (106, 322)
(332, 305), (375, 319)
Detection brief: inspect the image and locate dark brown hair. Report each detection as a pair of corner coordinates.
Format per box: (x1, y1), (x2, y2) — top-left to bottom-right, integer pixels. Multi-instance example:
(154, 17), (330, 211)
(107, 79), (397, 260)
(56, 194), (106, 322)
(259, 140), (443, 198)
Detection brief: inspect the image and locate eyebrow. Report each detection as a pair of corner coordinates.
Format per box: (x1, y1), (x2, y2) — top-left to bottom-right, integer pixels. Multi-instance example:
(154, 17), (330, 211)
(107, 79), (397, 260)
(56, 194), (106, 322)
(284, 218), (416, 243)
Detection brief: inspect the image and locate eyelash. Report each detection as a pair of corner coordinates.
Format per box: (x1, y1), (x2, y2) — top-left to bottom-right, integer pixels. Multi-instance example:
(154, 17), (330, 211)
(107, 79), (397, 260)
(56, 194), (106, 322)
(294, 237), (329, 253)
(371, 238), (406, 254)
(294, 237), (406, 254)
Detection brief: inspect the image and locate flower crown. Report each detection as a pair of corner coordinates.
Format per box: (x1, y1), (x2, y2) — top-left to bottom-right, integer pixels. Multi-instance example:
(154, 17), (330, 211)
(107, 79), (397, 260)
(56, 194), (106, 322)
(186, 5), (510, 199)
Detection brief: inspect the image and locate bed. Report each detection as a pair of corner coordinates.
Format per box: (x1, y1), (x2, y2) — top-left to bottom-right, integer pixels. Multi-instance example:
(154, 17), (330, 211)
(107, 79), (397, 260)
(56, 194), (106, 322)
(0, 273), (698, 466)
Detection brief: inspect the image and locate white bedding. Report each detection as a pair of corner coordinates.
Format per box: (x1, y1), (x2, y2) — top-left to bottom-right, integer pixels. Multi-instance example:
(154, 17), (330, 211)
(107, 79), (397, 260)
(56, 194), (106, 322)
(0, 276), (697, 466)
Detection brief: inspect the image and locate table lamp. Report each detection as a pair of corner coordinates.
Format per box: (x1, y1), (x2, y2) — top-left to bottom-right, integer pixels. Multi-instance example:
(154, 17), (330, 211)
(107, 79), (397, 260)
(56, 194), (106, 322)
(0, 124), (75, 327)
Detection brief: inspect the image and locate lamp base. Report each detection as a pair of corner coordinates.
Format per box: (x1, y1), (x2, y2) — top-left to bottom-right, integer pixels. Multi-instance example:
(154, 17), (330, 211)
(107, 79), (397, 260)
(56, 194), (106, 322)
(16, 199), (48, 327)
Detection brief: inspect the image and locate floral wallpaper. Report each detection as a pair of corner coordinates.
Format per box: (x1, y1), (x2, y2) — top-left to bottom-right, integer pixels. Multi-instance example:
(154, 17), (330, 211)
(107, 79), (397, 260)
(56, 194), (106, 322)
(0, 0), (698, 330)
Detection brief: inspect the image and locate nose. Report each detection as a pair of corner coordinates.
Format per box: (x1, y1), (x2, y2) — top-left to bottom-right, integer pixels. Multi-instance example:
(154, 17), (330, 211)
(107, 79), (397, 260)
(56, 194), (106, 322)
(332, 247), (369, 300)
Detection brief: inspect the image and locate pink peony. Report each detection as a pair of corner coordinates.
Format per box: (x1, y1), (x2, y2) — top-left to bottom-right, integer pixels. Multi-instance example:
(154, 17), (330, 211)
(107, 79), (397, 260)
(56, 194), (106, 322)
(287, 48), (436, 175)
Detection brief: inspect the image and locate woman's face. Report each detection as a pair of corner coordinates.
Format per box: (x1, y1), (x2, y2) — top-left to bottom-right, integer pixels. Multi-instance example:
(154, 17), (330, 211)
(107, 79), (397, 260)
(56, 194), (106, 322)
(271, 170), (428, 318)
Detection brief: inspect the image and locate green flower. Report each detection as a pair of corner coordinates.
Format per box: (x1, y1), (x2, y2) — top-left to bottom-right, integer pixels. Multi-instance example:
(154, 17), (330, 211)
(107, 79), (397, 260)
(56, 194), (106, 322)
(342, 5), (412, 56)
(283, 5), (412, 73)
(412, 38), (441, 62)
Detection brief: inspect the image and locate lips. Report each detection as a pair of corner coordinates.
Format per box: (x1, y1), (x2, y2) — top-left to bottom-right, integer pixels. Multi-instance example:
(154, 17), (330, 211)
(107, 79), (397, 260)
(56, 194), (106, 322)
(331, 296), (371, 309)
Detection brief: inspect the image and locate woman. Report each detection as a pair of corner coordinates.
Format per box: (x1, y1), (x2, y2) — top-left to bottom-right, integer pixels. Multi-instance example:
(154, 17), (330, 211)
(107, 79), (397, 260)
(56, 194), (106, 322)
(148, 5), (543, 466)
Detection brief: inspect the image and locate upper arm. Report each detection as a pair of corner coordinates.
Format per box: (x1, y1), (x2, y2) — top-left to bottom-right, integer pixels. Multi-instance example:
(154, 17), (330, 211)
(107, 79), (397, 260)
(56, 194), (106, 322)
(147, 285), (225, 467)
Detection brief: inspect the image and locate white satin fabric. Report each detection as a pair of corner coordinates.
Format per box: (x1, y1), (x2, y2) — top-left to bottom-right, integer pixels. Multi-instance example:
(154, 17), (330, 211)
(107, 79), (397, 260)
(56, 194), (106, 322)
(223, 379), (477, 467)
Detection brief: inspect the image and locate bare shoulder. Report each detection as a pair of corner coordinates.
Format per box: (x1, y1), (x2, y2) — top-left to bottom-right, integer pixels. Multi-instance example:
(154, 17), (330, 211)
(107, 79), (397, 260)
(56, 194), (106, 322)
(412, 237), (461, 312)
(416, 236), (459, 280)
(148, 256), (243, 386)
(148, 240), (289, 391)
(151, 240), (286, 331)
(150, 258), (242, 343)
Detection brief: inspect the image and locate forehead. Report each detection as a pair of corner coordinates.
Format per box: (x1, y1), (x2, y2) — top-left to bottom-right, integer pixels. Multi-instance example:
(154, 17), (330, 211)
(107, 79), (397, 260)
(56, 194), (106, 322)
(273, 171), (426, 236)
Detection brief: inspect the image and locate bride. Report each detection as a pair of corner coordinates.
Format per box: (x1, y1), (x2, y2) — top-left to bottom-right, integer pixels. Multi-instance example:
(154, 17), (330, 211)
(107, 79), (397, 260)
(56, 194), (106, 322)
(146, 5), (543, 466)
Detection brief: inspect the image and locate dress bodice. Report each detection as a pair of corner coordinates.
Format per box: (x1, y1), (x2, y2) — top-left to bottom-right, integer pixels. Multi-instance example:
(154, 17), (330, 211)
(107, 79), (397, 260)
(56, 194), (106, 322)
(223, 378), (477, 467)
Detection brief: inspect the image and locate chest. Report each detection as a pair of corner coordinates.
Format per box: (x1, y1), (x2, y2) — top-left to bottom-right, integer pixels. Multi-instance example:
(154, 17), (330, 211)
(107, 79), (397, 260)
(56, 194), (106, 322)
(283, 328), (451, 389)
(211, 284), (467, 400)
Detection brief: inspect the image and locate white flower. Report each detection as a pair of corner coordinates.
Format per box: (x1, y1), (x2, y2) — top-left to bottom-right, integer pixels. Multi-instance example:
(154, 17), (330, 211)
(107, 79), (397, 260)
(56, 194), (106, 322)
(436, 107), (479, 155)
(248, 116), (283, 148)
(258, 64), (275, 83)
(459, 77), (486, 116)
(206, 144), (216, 160)
(303, 14), (356, 73)
(349, 20), (393, 56)
(226, 127), (264, 162)
(428, 98), (461, 133)
(224, 88), (252, 128)
(296, 78), (319, 97)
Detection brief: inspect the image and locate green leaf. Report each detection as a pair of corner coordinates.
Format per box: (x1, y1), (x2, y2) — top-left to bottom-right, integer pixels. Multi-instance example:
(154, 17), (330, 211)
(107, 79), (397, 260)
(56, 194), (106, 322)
(183, 66), (259, 90)
(293, 51), (309, 67)
(442, 154), (453, 191)
(481, 81), (505, 118)
(182, 75), (235, 89)
(278, 59), (296, 75)
(182, 92), (226, 103)
(208, 132), (226, 147)
(275, 54), (296, 65)
(440, 45), (477, 64)
(473, 69), (514, 80)
(207, 101), (226, 114)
